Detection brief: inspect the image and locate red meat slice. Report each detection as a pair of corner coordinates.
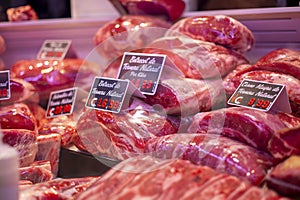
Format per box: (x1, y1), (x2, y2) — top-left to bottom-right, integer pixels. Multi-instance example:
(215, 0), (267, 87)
(2, 129), (37, 167)
(119, 0), (185, 22)
(75, 98), (181, 160)
(145, 134), (277, 185)
(19, 160), (53, 184)
(76, 156), (285, 199)
(7, 5), (38, 22)
(143, 77), (226, 116)
(93, 15), (171, 60)
(144, 36), (249, 79)
(166, 15), (255, 53)
(0, 103), (37, 131)
(188, 107), (300, 160)
(36, 133), (61, 176)
(266, 155), (300, 197)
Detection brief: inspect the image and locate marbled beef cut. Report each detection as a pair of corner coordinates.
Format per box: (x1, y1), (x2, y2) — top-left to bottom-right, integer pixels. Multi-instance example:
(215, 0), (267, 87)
(187, 107), (300, 160)
(93, 15), (171, 61)
(144, 36), (249, 79)
(2, 129), (37, 167)
(19, 160), (53, 184)
(143, 77), (226, 116)
(119, 0), (185, 21)
(165, 15), (255, 53)
(75, 98), (182, 160)
(145, 134), (277, 185)
(76, 156), (286, 199)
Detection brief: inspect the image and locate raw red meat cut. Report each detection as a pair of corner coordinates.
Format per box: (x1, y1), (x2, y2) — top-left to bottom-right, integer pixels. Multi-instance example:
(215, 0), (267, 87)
(188, 107), (300, 160)
(166, 15), (255, 53)
(0, 103), (37, 131)
(143, 77), (226, 116)
(145, 134), (277, 185)
(223, 66), (300, 115)
(25, 103), (50, 129)
(19, 176), (97, 200)
(0, 35), (6, 55)
(10, 59), (97, 106)
(0, 78), (38, 105)
(7, 5), (38, 21)
(143, 36), (249, 79)
(39, 115), (77, 146)
(1, 129), (37, 167)
(254, 48), (300, 78)
(75, 98), (182, 160)
(266, 155), (300, 197)
(19, 160), (53, 184)
(119, 0), (185, 21)
(93, 15), (171, 61)
(76, 156), (286, 199)
(35, 133), (61, 176)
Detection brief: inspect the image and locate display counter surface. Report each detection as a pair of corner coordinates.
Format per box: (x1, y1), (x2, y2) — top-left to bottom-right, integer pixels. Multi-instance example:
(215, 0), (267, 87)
(0, 7), (299, 67)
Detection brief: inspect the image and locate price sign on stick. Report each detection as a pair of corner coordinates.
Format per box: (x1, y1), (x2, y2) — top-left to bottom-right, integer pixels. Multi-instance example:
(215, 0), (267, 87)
(46, 88), (77, 118)
(0, 70), (10, 100)
(228, 79), (291, 113)
(118, 52), (166, 95)
(37, 40), (72, 60)
(86, 77), (129, 113)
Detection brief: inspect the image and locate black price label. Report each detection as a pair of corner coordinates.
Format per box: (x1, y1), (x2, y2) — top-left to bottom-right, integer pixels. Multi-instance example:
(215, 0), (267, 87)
(46, 88), (77, 118)
(117, 52), (166, 95)
(227, 79), (286, 112)
(0, 70), (10, 100)
(85, 77), (129, 113)
(37, 40), (71, 60)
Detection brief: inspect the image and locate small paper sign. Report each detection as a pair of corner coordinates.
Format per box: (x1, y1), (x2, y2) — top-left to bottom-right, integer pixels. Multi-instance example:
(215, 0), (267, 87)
(227, 79), (291, 113)
(85, 77), (129, 113)
(46, 87), (77, 118)
(37, 40), (72, 60)
(117, 52), (166, 95)
(0, 70), (10, 100)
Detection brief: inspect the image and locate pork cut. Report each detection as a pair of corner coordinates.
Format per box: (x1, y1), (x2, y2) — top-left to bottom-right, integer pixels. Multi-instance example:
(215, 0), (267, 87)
(119, 0), (185, 21)
(75, 98), (182, 160)
(1, 129), (37, 167)
(165, 15), (255, 53)
(93, 15), (171, 61)
(143, 36), (249, 79)
(143, 77), (226, 116)
(187, 107), (300, 160)
(145, 134), (277, 185)
(76, 156), (286, 199)
(266, 155), (300, 198)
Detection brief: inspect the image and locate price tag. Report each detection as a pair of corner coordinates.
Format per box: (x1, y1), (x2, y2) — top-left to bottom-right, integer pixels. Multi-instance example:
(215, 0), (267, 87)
(37, 40), (72, 60)
(0, 70), (10, 100)
(227, 79), (291, 113)
(46, 87), (77, 118)
(117, 52), (166, 95)
(85, 77), (129, 113)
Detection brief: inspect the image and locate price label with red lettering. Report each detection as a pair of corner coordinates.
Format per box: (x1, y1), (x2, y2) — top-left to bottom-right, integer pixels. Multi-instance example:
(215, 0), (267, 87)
(85, 77), (129, 113)
(46, 88), (77, 118)
(227, 79), (291, 113)
(0, 70), (10, 100)
(37, 40), (71, 60)
(117, 52), (166, 95)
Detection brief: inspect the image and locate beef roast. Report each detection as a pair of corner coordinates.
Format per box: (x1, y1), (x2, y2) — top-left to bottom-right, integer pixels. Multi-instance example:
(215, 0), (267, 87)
(165, 15), (255, 53)
(145, 134), (277, 185)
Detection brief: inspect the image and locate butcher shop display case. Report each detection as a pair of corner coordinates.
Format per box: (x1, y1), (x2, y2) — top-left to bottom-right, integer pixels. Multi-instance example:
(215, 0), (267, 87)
(1, 4), (300, 200)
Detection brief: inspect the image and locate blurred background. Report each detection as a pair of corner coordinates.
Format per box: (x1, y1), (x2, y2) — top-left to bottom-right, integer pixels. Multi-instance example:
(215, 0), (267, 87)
(0, 0), (299, 22)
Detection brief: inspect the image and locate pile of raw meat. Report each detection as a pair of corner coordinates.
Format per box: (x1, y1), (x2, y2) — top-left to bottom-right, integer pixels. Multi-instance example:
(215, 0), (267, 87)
(1, 0), (300, 199)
